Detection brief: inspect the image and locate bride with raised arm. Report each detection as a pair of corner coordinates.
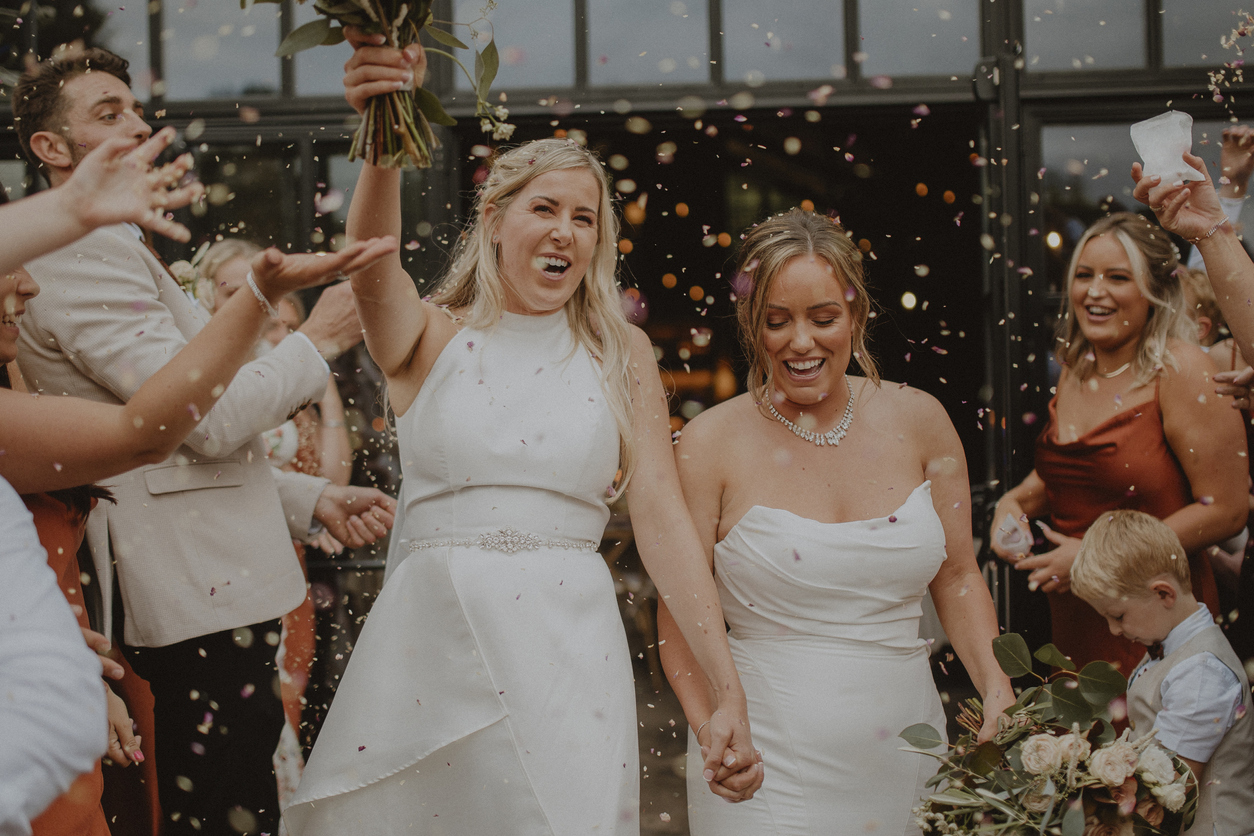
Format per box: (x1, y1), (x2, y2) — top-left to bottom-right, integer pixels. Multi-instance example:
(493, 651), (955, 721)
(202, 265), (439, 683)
(284, 35), (760, 834)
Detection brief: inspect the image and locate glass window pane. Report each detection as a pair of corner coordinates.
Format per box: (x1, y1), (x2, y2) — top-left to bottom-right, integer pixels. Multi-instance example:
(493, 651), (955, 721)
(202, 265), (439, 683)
(0, 160), (30, 201)
(1163, 1), (1242, 67)
(453, 0), (575, 91)
(160, 1), (280, 100)
(859, 0), (980, 78)
(1039, 121), (1252, 291)
(186, 143), (302, 248)
(1024, 0), (1144, 71)
(722, 0), (844, 84)
(86, 2), (153, 100)
(588, 0), (708, 86)
(293, 1), (354, 96)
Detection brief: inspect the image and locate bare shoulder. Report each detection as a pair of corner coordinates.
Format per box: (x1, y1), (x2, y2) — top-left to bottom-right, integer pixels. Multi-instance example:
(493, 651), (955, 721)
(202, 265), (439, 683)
(674, 394), (756, 470)
(861, 377), (950, 428)
(1160, 339), (1218, 393)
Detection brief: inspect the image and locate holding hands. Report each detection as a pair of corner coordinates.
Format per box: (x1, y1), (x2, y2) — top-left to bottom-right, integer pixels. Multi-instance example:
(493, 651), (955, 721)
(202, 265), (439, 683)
(695, 710), (765, 802)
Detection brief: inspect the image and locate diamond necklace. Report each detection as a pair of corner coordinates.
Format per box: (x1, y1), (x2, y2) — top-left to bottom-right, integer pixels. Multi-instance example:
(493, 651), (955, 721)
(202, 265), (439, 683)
(766, 378), (856, 447)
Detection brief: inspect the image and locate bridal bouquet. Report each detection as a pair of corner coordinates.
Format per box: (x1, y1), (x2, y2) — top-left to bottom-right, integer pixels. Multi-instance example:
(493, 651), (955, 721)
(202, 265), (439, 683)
(900, 635), (1197, 836)
(263, 0), (514, 168)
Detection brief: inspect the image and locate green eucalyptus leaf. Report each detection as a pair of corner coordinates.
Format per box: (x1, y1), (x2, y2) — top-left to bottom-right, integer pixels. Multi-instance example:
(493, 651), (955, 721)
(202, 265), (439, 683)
(928, 790), (984, 807)
(1077, 661), (1126, 709)
(1034, 643), (1076, 672)
(425, 26), (469, 50)
(993, 634), (1034, 678)
(477, 39), (499, 101)
(1049, 679), (1092, 728)
(900, 723), (946, 750)
(315, 1), (366, 15)
(1091, 717), (1116, 746)
(1061, 801), (1085, 836)
(322, 26), (346, 46)
(277, 17), (333, 57)
(967, 741), (1004, 776)
(925, 772), (947, 788)
(412, 85), (457, 127)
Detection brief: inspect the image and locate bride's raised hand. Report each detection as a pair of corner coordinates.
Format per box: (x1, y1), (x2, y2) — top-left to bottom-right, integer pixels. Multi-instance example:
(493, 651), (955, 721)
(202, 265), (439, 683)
(1132, 152), (1226, 242)
(342, 26), (426, 115)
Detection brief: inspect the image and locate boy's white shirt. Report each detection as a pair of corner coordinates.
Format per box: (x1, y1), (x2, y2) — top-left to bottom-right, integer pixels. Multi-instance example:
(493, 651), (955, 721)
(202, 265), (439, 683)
(1129, 602), (1243, 762)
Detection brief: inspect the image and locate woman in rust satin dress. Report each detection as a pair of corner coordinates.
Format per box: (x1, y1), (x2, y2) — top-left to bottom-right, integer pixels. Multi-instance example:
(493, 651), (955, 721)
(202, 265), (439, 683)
(990, 213), (1246, 675)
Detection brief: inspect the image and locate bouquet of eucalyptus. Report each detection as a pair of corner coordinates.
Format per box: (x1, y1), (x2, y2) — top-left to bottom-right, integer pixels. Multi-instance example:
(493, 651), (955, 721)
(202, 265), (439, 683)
(263, 0), (513, 169)
(901, 635), (1197, 836)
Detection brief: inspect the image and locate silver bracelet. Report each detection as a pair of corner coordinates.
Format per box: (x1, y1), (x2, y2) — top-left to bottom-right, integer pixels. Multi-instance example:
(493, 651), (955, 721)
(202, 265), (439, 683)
(1188, 214), (1230, 244)
(322, 419), (345, 428)
(695, 720), (710, 742)
(246, 270), (280, 319)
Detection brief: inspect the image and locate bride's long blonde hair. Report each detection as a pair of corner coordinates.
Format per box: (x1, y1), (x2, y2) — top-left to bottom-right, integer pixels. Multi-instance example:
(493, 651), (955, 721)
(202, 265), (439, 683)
(431, 139), (637, 499)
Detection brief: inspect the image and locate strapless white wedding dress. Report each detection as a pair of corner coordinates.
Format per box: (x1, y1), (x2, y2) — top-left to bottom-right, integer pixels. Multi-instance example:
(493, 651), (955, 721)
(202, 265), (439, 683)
(687, 481), (948, 836)
(285, 310), (639, 834)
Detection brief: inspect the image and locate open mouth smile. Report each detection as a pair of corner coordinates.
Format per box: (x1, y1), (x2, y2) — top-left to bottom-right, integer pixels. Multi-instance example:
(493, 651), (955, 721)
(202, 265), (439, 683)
(535, 255), (572, 278)
(784, 358), (825, 377)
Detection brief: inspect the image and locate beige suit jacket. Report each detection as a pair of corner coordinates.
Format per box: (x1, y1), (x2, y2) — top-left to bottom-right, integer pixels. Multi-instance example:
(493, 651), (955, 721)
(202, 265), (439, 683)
(20, 225), (329, 647)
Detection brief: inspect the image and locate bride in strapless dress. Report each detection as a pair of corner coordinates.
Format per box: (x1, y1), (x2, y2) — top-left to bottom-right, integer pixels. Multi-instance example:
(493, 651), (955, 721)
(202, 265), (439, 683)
(658, 209), (1016, 834)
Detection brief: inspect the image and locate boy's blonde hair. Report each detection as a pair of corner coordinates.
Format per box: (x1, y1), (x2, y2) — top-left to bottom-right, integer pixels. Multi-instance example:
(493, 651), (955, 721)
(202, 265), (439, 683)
(1071, 510), (1192, 601)
(1178, 266), (1225, 346)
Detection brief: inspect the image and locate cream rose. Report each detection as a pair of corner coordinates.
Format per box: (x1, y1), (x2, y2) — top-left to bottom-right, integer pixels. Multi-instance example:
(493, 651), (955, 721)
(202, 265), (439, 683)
(1136, 746), (1176, 786)
(1088, 745), (1137, 787)
(1151, 780), (1188, 812)
(1021, 734), (1063, 775)
(1057, 733), (1092, 765)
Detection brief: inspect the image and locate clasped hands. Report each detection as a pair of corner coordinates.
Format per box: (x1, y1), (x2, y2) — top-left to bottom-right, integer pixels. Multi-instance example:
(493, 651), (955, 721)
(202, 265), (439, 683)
(990, 500), (1081, 594)
(695, 707), (765, 803)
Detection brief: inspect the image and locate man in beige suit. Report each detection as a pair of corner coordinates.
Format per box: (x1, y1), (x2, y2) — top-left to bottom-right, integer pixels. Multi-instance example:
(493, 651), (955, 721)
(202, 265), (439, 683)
(14, 49), (395, 836)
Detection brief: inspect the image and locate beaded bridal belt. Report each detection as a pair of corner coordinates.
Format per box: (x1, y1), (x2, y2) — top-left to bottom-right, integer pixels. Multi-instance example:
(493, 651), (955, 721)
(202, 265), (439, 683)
(407, 527), (600, 555)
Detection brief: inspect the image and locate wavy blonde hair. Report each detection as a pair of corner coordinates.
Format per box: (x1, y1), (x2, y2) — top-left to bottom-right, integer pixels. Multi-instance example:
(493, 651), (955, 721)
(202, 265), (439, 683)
(734, 208), (880, 405)
(1056, 213), (1194, 386)
(431, 138), (636, 498)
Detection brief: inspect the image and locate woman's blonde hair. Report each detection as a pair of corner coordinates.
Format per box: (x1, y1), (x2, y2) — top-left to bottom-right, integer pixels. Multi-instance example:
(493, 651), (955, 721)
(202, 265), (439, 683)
(431, 138), (636, 498)
(199, 238), (262, 311)
(1071, 509), (1192, 601)
(734, 208), (880, 405)
(1055, 213), (1194, 385)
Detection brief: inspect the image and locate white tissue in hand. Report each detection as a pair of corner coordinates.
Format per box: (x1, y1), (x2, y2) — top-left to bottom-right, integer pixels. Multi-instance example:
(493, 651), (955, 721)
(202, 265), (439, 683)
(1130, 111), (1206, 183)
(995, 512), (1029, 552)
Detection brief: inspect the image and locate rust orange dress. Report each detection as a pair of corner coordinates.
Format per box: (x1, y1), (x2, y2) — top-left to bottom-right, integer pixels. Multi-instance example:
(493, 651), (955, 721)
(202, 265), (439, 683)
(23, 493), (110, 836)
(1035, 387), (1220, 674)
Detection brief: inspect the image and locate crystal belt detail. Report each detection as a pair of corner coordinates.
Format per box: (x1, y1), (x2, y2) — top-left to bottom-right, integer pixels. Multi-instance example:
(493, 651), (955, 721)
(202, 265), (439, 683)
(408, 528), (600, 555)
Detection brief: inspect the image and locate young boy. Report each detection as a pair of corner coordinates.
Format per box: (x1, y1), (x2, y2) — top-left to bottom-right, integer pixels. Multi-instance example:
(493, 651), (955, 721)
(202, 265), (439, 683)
(1071, 510), (1254, 836)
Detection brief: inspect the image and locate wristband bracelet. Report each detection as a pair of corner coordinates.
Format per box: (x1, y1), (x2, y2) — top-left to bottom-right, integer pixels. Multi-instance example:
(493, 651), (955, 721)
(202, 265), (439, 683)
(246, 270), (280, 319)
(1187, 215), (1230, 244)
(322, 419), (345, 428)
(695, 720), (710, 742)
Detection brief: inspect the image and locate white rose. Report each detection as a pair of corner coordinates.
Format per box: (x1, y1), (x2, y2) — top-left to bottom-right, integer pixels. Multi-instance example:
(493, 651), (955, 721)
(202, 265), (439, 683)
(1021, 734), (1064, 775)
(1057, 733), (1092, 765)
(1136, 746), (1176, 786)
(1088, 745), (1136, 787)
(1151, 780), (1188, 812)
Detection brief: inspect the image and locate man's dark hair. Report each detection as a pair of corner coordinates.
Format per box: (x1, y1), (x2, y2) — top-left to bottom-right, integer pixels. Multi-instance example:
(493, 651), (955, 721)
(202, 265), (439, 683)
(12, 47), (131, 168)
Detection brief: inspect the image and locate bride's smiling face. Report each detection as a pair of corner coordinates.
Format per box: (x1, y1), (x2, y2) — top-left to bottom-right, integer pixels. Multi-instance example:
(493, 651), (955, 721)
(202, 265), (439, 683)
(763, 255), (853, 408)
(486, 168), (602, 316)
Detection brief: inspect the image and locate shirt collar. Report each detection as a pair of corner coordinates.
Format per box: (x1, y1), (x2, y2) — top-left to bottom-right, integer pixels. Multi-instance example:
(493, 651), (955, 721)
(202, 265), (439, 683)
(1160, 602), (1212, 658)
